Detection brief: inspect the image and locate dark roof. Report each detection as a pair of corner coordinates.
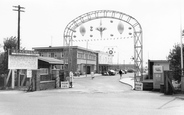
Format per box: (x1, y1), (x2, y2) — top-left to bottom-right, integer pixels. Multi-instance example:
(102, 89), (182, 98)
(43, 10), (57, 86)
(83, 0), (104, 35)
(148, 60), (169, 63)
(32, 46), (68, 50)
(38, 56), (63, 65)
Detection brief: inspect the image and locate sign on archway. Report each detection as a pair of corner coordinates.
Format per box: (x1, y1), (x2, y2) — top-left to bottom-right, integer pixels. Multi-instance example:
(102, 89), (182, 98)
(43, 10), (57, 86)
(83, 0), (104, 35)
(63, 10), (143, 83)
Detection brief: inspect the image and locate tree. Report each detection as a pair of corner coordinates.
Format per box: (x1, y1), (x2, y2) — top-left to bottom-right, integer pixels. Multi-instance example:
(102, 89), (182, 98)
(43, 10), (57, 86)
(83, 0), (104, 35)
(0, 36), (17, 74)
(167, 43), (184, 82)
(3, 36), (17, 51)
(0, 53), (5, 74)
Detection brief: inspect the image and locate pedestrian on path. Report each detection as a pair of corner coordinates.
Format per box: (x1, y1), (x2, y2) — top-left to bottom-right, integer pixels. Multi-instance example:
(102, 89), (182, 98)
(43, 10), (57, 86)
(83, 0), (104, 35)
(91, 71), (95, 80)
(69, 71), (74, 88)
(119, 69), (123, 79)
(77, 70), (80, 77)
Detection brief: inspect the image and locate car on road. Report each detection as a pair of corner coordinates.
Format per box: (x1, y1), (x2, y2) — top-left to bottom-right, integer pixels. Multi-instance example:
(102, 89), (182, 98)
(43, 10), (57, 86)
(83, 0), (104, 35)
(127, 69), (135, 73)
(108, 69), (116, 75)
(122, 69), (127, 74)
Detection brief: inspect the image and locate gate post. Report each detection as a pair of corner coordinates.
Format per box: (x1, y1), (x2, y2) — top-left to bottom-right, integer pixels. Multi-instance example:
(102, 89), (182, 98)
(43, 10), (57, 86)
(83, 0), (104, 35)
(181, 77), (184, 92)
(32, 70), (40, 91)
(36, 70), (40, 91)
(11, 69), (15, 89)
(52, 69), (60, 88)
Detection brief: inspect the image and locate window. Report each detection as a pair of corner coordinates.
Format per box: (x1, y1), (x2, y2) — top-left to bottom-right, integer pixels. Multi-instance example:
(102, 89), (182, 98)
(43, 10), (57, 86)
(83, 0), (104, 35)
(77, 52), (85, 59)
(51, 53), (55, 57)
(61, 52), (64, 57)
(39, 68), (49, 75)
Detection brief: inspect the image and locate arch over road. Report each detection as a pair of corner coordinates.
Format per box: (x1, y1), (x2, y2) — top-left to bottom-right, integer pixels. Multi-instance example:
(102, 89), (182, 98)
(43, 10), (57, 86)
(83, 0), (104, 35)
(63, 10), (143, 81)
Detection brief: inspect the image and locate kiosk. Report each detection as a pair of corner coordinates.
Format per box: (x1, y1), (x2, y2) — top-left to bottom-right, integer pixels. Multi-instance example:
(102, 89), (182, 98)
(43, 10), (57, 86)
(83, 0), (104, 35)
(153, 65), (164, 90)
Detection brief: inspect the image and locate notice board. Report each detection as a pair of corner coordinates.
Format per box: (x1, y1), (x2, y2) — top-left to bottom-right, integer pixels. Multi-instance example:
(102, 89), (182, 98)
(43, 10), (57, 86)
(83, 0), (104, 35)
(8, 55), (38, 69)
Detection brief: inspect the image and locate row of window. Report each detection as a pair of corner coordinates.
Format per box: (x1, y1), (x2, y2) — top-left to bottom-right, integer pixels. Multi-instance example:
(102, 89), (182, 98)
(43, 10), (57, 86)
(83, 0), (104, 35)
(99, 56), (113, 64)
(39, 52), (112, 64)
(77, 52), (96, 60)
(40, 52), (64, 58)
(39, 51), (111, 64)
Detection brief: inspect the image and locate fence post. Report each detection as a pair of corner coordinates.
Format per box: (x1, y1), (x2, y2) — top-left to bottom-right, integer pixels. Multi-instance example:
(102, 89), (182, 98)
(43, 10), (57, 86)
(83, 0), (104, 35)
(32, 70), (40, 91)
(56, 70), (60, 88)
(11, 69), (15, 89)
(32, 70), (36, 91)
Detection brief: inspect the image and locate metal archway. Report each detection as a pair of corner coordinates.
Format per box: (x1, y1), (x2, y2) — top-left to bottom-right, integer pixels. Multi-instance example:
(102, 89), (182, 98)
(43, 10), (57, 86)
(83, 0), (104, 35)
(63, 10), (143, 81)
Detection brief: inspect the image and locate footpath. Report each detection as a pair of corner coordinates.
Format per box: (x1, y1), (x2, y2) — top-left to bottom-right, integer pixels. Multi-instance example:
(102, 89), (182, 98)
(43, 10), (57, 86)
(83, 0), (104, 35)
(119, 77), (134, 89)
(119, 73), (184, 99)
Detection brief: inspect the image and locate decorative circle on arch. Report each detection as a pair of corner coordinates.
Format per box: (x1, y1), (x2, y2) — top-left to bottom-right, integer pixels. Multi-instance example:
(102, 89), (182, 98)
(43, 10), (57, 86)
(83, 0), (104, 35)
(63, 10), (143, 80)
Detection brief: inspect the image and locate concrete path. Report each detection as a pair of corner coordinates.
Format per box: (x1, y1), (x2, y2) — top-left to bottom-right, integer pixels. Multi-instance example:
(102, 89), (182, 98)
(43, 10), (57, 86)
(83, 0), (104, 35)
(120, 77), (135, 89)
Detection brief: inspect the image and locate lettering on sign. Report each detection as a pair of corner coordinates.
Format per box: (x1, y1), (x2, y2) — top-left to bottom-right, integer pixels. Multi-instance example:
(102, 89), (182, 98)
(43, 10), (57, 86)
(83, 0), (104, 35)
(153, 66), (163, 73)
(11, 49), (39, 56)
(61, 81), (69, 88)
(135, 82), (143, 91)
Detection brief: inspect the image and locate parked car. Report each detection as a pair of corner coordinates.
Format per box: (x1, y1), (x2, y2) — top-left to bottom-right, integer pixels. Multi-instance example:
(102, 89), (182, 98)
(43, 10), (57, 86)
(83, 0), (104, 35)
(108, 69), (116, 75)
(122, 69), (127, 74)
(102, 71), (109, 76)
(127, 69), (135, 73)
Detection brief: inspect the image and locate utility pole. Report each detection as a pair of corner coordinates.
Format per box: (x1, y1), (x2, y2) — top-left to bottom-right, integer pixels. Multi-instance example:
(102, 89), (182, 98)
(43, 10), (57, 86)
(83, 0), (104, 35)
(13, 5), (25, 50)
(13, 5), (25, 88)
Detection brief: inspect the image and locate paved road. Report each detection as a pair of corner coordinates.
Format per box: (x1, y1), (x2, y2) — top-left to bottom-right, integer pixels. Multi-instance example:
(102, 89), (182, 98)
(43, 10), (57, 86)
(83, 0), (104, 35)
(69, 73), (132, 93)
(0, 73), (184, 115)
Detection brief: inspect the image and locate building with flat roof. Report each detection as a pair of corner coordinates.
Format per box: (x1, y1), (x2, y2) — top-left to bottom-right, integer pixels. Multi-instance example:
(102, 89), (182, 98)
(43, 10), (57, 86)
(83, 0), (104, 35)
(33, 46), (114, 75)
(33, 46), (98, 75)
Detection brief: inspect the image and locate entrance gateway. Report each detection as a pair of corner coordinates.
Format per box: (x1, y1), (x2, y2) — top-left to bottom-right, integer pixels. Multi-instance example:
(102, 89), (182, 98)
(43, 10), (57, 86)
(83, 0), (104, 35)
(63, 10), (143, 82)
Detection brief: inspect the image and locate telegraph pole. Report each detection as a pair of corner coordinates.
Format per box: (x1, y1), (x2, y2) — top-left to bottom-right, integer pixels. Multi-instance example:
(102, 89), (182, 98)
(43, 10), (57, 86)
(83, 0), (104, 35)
(13, 5), (25, 50)
(13, 5), (25, 88)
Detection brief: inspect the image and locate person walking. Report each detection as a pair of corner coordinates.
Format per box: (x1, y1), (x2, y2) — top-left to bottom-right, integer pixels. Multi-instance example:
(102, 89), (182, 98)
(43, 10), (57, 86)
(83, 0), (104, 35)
(77, 70), (80, 77)
(91, 71), (95, 80)
(69, 71), (74, 88)
(119, 69), (123, 79)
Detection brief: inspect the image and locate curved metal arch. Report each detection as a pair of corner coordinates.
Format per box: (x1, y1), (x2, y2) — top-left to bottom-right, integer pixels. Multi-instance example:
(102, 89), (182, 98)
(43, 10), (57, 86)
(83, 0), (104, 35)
(63, 10), (142, 45)
(63, 10), (143, 82)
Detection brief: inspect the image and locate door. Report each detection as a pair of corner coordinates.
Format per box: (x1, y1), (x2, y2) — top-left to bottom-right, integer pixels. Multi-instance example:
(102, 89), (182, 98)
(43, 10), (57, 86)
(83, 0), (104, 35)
(87, 66), (90, 74)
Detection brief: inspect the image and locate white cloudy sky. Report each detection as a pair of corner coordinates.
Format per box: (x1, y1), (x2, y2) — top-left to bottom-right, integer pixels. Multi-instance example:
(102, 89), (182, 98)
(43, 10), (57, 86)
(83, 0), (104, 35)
(0, 0), (183, 65)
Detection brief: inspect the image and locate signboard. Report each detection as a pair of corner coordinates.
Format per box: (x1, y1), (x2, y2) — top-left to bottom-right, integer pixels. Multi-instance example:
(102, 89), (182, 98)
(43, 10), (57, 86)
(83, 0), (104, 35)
(135, 82), (143, 91)
(153, 66), (163, 73)
(11, 49), (39, 56)
(61, 81), (69, 88)
(8, 55), (38, 69)
(153, 65), (164, 89)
